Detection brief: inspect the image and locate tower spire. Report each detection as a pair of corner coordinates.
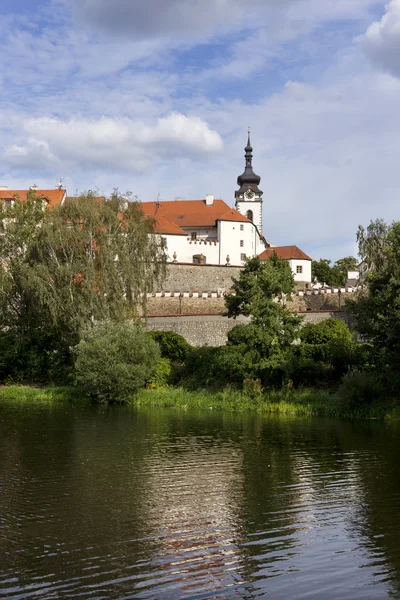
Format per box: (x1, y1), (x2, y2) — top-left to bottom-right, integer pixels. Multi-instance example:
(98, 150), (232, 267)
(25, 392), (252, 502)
(245, 128), (253, 168)
(235, 129), (263, 232)
(235, 129), (261, 195)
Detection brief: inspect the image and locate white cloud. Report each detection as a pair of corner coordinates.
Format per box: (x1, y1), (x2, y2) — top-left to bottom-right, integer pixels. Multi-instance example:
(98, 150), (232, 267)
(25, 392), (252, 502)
(363, 0), (400, 77)
(3, 113), (223, 173)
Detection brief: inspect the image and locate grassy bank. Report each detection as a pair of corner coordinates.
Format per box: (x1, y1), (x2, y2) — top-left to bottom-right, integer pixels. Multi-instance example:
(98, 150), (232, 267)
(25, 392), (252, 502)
(135, 387), (400, 420)
(0, 385), (83, 403)
(1, 385), (400, 420)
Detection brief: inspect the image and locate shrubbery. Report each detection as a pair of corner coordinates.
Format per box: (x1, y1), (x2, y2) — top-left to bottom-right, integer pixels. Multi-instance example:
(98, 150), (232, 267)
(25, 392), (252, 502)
(148, 331), (191, 362)
(147, 357), (172, 388)
(336, 370), (388, 411)
(74, 321), (160, 403)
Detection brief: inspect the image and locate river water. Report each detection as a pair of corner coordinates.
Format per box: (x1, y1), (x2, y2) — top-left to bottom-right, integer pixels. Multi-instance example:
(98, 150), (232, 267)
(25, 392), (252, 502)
(1, 400), (400, 599)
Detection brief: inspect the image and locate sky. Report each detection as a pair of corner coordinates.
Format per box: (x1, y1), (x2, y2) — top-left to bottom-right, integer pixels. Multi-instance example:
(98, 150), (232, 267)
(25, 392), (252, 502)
(1, 0), (400, 260)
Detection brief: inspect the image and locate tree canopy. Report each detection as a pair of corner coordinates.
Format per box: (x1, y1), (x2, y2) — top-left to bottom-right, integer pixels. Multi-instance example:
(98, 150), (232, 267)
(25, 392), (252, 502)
(0, 190), (166, 381)
(312, 256), (358, 287)
(348, 220), (400, 363)
(223, 255), (302, 386)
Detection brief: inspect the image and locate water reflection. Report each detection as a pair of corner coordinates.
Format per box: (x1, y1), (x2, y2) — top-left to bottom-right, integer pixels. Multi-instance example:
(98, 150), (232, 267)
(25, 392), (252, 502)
(1, 403), (400, 599)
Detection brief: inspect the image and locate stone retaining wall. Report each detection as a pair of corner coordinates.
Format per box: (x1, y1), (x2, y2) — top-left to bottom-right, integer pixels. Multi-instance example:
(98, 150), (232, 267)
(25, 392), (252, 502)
(145, 312), (352, 347)
(146, 290), (355, 316)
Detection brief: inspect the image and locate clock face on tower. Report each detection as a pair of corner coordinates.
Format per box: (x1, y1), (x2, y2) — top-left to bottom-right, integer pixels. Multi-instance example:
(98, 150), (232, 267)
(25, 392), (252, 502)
(245, 189), (255, 200)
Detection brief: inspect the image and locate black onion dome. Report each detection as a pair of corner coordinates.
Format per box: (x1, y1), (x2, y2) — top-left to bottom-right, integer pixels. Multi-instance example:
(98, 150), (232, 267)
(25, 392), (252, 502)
(237, 169), (261, 187)
(236, 131), (262, 195)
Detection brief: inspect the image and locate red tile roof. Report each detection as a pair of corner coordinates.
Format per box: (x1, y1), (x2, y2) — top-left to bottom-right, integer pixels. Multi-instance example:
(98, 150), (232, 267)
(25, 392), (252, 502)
(219, 208), (252, 223)
(259, 245), (312, 261)
(0, 189), (66, 208)
(152, 216), (187, 236)
(140, 199), (251, 229)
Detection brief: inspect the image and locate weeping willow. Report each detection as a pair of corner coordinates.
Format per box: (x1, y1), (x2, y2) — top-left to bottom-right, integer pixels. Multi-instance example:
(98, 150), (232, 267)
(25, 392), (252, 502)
(0, 190), (166, 379)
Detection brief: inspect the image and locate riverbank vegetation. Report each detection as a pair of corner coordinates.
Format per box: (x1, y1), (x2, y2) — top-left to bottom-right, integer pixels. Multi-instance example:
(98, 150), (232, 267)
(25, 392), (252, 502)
(0, 194), (399, 418)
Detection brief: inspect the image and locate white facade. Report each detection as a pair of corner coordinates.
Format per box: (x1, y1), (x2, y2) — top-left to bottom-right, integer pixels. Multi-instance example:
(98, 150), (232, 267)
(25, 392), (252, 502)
(289, 259), (312, 283)
(159, 218), (264, 266)
(235, 197), (263, 232)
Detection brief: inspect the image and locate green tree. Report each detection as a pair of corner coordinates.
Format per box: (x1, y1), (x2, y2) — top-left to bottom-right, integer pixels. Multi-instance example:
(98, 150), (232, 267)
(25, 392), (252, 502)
(74, 321), (160, 403)
(0, 191), (165, 382)
(224, 255), (302, 387)
(301, 318), (354, 345)
(312, 259), (343, 286)
(312, 256), (358, 287)
(226, 254), (295, 318)
(348, 220), (400, 364)
(356, 219), (389, 273)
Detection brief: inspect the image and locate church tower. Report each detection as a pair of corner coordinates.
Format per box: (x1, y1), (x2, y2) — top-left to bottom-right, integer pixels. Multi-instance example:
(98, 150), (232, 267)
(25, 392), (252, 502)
(235, 130), (263, 232)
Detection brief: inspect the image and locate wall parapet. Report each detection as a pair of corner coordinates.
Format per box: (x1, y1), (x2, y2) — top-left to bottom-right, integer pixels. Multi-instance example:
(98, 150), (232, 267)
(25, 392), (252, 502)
(148, 287), (362, 298)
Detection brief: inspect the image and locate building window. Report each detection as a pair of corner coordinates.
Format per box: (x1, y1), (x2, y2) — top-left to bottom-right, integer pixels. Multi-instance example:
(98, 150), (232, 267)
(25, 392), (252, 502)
(240, 240), (244, 247)
(240, 224), (244, 231)
(191, 232), (197, 240)
(240, 253), (247, 261)
(246, 210), (253, 222)
(296, 265), (303, 274)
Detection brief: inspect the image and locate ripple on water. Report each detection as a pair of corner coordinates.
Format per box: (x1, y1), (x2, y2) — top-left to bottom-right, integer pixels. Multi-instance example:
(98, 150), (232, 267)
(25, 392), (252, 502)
(1, 404), (400, 599)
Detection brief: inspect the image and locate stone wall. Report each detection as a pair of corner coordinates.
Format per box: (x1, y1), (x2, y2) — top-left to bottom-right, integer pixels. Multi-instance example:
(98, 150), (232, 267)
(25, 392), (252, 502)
(159, 263), (243, 293)
(145, 263), (357, 345)
(146, 291), (354, 316)
(145, 312), (352, 347)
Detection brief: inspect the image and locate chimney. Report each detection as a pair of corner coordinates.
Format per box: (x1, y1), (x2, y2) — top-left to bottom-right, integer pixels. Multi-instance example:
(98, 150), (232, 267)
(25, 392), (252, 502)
(205, 194), (214, 206)
(0, 186), (8, 190)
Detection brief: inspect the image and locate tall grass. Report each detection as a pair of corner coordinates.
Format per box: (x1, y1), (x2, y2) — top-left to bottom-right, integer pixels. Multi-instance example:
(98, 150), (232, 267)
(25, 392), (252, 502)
(135, 387), (337, 416)
(1, 384), (398, 420)
(135, 387), (398, 420)
(0, 385), (84, 403)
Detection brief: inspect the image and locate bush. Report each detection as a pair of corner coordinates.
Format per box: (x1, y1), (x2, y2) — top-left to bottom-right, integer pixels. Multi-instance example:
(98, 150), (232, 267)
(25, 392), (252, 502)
(294, 319), (362, 386)
(337, 370), (388, 411)
(0, 329), (73, 385)
(148, 331), (191, 362)
(301, 319), (353, 345)
(74, 321), (160, 403)
(147, 357), (172, 388)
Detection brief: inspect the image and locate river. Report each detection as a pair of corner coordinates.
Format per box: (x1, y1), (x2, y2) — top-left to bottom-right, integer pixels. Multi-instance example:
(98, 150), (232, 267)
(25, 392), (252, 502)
(1, 400), (400, 599)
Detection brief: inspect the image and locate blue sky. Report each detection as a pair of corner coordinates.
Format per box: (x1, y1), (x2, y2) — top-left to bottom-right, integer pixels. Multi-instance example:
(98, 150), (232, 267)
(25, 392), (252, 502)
(1, 0), (400, 260)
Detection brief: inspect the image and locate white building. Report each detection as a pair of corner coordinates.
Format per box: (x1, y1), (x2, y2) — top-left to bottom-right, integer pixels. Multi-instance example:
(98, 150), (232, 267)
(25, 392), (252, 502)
(259, 246), (312, 283)
(140, 196), (265, 266)
(140, 132), (312, 281)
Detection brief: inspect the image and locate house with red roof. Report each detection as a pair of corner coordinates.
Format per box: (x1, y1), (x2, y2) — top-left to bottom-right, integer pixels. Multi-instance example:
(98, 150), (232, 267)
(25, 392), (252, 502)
(0, 185), (67, 209)
(140, 194), (265, 267)
(259, 246), (312, 283)
(139, 133), (312, 280)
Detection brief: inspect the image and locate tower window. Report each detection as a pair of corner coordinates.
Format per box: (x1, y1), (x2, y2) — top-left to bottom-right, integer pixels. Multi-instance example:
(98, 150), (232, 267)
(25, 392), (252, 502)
(246, 210), (253, 222)
(296, 266), (303, 274)
(240, 240), (244, 247)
